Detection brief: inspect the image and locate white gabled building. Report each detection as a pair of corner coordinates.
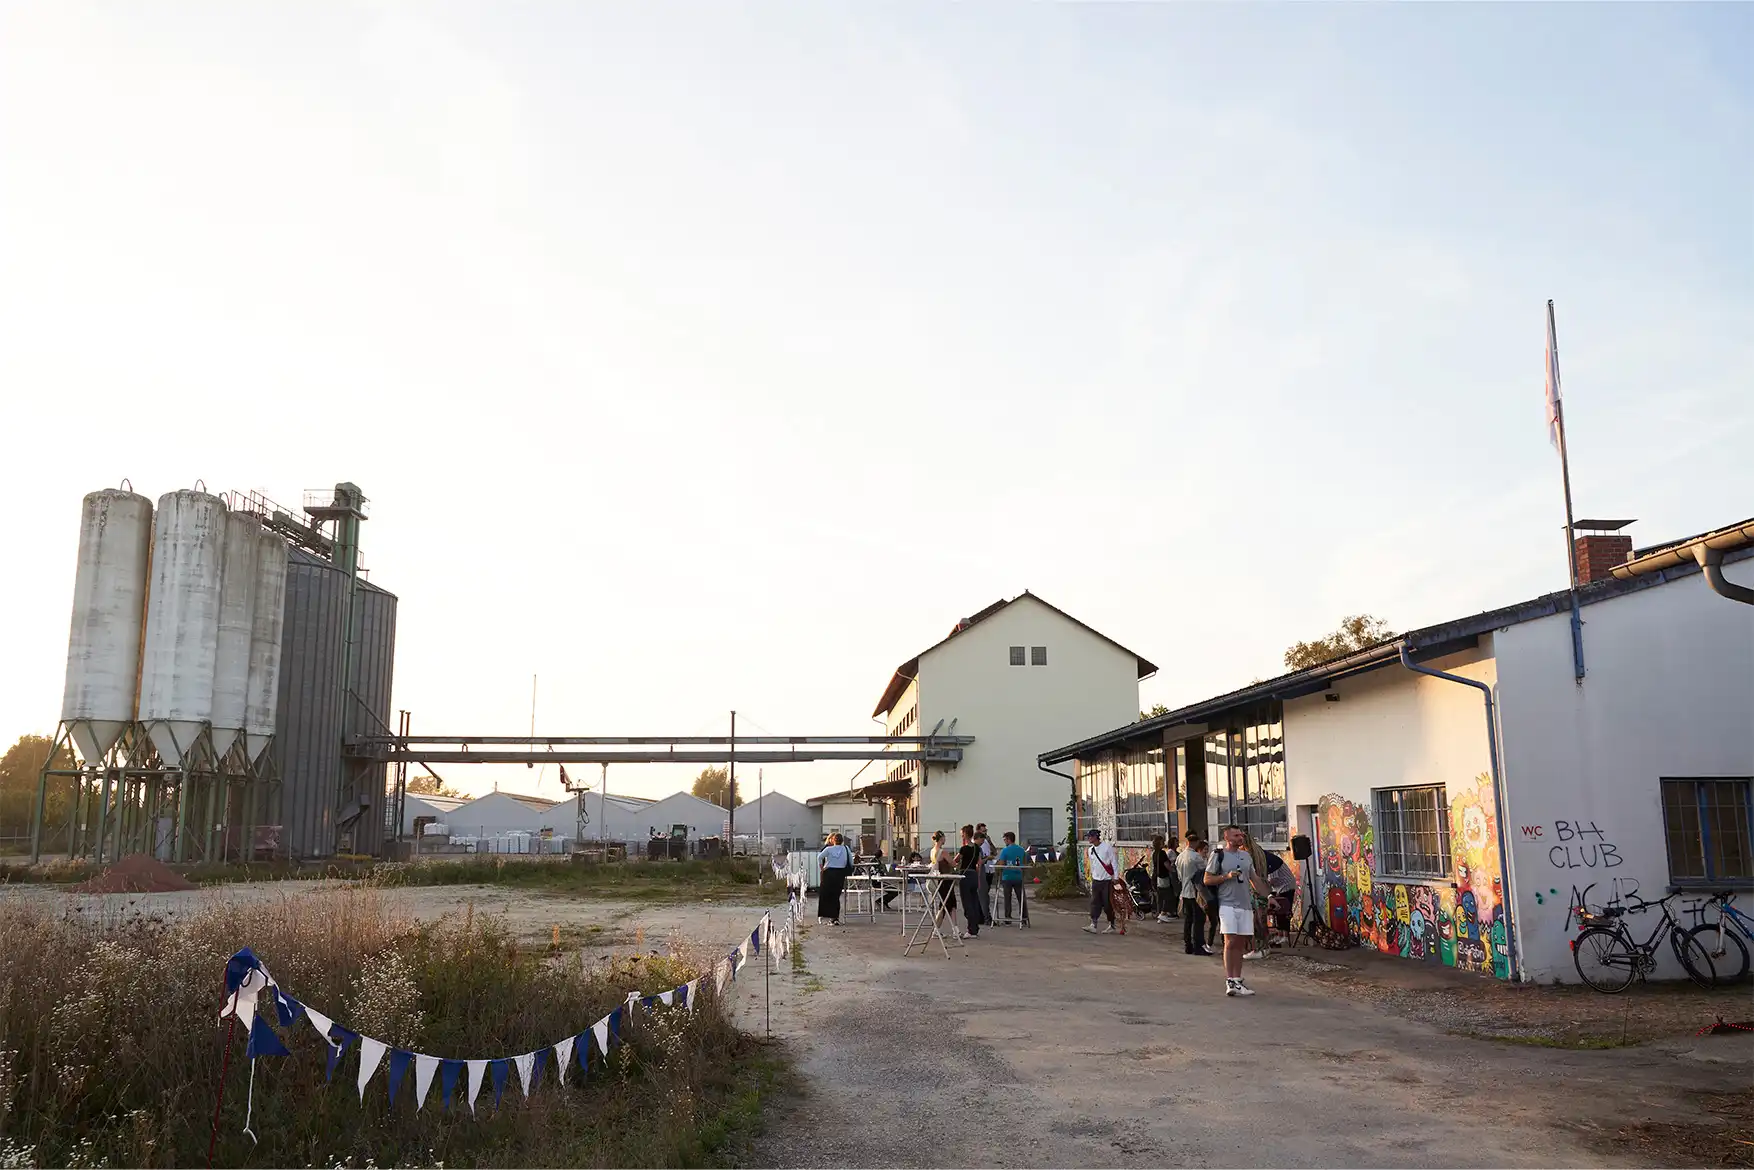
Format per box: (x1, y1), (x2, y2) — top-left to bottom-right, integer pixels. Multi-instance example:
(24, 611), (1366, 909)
(872, 592), (1156, 855)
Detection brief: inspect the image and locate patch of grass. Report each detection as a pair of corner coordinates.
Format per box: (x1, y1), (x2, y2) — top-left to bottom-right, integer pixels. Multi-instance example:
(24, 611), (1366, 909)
(0, 886), (788, 1167)
(380, 855), (771, 902)
(1464, 1031), (1643, 1050)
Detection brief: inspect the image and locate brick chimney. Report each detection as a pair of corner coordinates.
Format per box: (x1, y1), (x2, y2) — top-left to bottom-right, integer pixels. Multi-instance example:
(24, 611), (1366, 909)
(1572, 519), (1635, 584)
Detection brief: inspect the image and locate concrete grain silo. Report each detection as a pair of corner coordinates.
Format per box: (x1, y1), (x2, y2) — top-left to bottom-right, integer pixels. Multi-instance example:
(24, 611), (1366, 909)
(59, 487), (153, 765)
(138, 489), (227, 768)
(209, 510), (262, 761)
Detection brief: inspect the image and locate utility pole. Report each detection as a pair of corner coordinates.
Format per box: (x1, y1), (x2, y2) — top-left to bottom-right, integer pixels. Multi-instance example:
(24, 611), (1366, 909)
(599, 762), (607, 844)
(727, 710), (736, 845)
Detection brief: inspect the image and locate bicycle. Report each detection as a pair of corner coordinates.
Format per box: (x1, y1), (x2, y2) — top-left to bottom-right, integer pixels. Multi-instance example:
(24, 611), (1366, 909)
(1681, 890), (1752, 985)
(1570, 893), (1718, 993)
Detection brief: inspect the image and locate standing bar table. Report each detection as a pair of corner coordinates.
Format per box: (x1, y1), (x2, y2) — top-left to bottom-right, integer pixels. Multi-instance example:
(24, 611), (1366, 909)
(902, 872), (966, 959)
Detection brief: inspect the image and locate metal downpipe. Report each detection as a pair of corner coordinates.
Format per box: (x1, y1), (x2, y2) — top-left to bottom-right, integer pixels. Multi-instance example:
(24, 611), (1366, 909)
(1694, 545), (1754, 606)
(1397, 643), (1522, 982)
(1037, 760), (1079, 887)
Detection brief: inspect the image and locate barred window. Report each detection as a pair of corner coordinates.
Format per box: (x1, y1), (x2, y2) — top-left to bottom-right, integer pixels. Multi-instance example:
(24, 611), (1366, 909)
(1661, 779), (1753, 885)
(1009, 645), (1026, 666)
(1372, 785), (1451, 880)
(1031, 646), (1047, 666)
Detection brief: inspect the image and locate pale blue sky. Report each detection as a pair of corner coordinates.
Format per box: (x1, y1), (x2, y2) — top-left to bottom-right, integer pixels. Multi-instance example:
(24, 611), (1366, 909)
(1, 2), (1748, 801)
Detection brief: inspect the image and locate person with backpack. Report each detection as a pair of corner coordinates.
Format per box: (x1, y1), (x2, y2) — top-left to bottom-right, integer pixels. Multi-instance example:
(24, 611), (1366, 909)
(1177, 833), (1214, 955)
(1082, 827), (1119, 935)
(1205, 824), (1270, 996)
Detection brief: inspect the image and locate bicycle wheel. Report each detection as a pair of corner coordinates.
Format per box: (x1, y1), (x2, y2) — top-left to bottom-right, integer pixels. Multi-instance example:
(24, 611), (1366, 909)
(1682, 923), (1747, 984)
(1573, 927), (1638, 993)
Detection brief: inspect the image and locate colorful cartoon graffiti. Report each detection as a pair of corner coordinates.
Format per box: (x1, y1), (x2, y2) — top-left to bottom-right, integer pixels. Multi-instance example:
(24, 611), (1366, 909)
(1314, 773), (1508, 979)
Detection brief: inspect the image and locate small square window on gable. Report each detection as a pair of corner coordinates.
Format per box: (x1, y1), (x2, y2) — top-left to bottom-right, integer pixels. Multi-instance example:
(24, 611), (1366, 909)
(1008, 645), (1025, 666)
(1031, 646), (1047, 666)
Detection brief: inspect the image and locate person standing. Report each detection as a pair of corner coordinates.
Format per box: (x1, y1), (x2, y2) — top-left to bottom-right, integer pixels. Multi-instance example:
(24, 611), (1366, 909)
(997, 831), (1030, 924)
(956, 825), (985, 938)
(1151, 834), (1178, 923)
(1205, 824), (1268, 996)
(818, 833), (853, 926)
(1177, 834), (1213, 954)
(1082, 828), (1119, 935)
(975, 822), (995, 923)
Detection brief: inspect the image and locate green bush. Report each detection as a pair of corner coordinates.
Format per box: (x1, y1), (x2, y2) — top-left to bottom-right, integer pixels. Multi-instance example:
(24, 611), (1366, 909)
(0, 887), (771, 1167)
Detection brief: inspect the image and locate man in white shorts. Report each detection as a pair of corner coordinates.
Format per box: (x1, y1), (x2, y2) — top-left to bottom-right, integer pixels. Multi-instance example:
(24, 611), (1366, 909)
(1205, 823), (1268, 997)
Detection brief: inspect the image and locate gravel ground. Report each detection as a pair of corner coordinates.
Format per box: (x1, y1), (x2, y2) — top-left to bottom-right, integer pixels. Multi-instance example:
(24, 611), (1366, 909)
(742, 900), (1754, 1169)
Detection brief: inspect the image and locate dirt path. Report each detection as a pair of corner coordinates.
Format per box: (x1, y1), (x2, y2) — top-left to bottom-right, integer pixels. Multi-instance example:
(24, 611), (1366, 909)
(745, 900), (1754, 1169)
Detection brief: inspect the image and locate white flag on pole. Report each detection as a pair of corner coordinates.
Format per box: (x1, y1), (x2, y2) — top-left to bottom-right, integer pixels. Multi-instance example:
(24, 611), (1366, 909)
(1545, 301), (1563, 449)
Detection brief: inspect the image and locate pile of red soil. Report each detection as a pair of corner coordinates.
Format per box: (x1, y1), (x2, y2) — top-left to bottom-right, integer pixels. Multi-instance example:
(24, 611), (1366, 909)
(73, 853), (198, 894)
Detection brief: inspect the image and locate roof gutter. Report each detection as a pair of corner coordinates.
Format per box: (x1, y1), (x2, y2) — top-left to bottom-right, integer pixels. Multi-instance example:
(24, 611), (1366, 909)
(1611, 518), (1754, 606)
(1396, 642), (1521, 983)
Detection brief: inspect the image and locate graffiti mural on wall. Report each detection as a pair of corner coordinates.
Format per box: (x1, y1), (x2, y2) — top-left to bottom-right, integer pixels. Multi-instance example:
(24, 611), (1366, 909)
(1316, 773), (1509, 979)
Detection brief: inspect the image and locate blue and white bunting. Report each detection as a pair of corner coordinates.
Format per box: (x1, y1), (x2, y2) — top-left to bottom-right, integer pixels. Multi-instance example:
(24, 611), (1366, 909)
(213, 903), (785, 1132)
(553, 1035), (574, 1086)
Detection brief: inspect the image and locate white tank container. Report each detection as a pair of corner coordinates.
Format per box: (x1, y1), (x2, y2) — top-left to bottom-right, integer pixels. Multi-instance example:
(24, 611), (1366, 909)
(243, 528), (288, 765)
(60, 488), (154, 763)
(138, 489), (227, 766)
(209, 511), (261, 759)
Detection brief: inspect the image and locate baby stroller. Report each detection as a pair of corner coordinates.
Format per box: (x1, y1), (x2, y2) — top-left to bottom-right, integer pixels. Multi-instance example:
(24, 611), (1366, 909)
(1109, 860), (1153, 934)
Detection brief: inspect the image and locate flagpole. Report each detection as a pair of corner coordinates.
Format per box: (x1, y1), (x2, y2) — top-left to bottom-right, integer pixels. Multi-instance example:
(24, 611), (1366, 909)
(1548, 300), (1587, 681)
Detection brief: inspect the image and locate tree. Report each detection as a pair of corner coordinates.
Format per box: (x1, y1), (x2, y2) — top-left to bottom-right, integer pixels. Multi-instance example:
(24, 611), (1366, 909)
(1138, 703), (1170, 721)
(690, 765), (744, 808)
(0, 734), (78, 836)
(1283, 614), (1396, 671)
(406, 772), (463, 798)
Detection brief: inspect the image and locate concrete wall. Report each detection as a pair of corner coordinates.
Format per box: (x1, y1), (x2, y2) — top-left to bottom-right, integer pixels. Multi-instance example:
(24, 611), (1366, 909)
(817, 797), (870, 845)
(1284, 646), (1511, 978)
(1493, 558), (1754, 983)
(916, 596), (1141, 854)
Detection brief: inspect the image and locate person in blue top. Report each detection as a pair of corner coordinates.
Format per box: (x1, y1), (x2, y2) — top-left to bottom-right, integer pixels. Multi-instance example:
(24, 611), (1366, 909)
(996, 831), (1030, 926)
(817, 833), (853, 926)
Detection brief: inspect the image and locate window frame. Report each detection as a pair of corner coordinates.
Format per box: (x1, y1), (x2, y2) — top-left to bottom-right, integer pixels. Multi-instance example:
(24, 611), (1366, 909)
(1030, 645), (1047, 666)
(1660, 777), (1754, 888)
(1008, 645), (1025, 667)
(1371, 783), (1453, 882)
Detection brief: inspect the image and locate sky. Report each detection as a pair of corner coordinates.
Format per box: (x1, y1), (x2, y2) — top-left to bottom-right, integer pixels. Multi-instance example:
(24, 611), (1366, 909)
(1, 2), (1749, 804)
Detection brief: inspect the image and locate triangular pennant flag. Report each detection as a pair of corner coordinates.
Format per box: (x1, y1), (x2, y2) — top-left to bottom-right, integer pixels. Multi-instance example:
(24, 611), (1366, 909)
(414, 1055), (440, 1112)
(592, 1017), (611, 1057)
(513, 1052), (535, 1098)
(440, 1060), (462, 1112)
(274, 990), (303, 1029)
(640, 995), (657, 1012)
(750, 927), (761, 956)
(305, 1007), (334, 1042)
(608, 1007), (623, 1046)
(326, 1026), (358, 1083)
(659, 989), (674, 1007)
(386, 1050), (413, 1107)
(223, 948), (263, 997)
(357, 1039), (388, 1103)
(575, 1032), (590, 1078)
(553, 1037), (574, 1087)
(684, 979), (699, 1012)
(531, 1048), (548, 1093)
(715, 960), (731, 994)
(465, 1059), (488, 1114)
(490, 1059), (510, 1110)
(245, 1015), (291, 1059)
(735, 941), (749, 972)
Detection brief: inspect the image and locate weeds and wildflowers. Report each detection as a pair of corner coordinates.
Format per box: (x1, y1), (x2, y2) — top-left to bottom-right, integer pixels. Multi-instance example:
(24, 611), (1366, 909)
(0, 888), (770, 1167)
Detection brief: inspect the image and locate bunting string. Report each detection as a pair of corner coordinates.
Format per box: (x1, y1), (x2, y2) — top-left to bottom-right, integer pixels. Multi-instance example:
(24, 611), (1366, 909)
(213, 907), (790, 1134)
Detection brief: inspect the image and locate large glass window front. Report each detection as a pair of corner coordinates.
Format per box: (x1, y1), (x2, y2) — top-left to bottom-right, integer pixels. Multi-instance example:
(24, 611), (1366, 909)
(1203, 705), (1290, 847)
(1115, 746), (1168, 842)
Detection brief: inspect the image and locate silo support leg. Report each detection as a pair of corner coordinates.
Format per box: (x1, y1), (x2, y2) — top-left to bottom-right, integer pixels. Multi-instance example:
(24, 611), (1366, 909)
(95, 771), (113, 866)
(28, 766), (48, 866)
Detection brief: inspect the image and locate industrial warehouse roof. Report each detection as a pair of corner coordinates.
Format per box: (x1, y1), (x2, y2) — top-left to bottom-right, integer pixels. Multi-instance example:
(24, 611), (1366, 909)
(873, 592), (1158, 717)
(1041, 523), (1754, 765)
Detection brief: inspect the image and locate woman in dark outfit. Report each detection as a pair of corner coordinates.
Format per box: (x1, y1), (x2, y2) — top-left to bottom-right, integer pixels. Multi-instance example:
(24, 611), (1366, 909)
(956, 824), (984, 938)
(817, 833), (853, 925)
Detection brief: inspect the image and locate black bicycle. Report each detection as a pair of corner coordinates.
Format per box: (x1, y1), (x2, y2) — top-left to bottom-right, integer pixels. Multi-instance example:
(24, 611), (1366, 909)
(1571, 893), (1718, 993)
(1681, 890), (1753, 985)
